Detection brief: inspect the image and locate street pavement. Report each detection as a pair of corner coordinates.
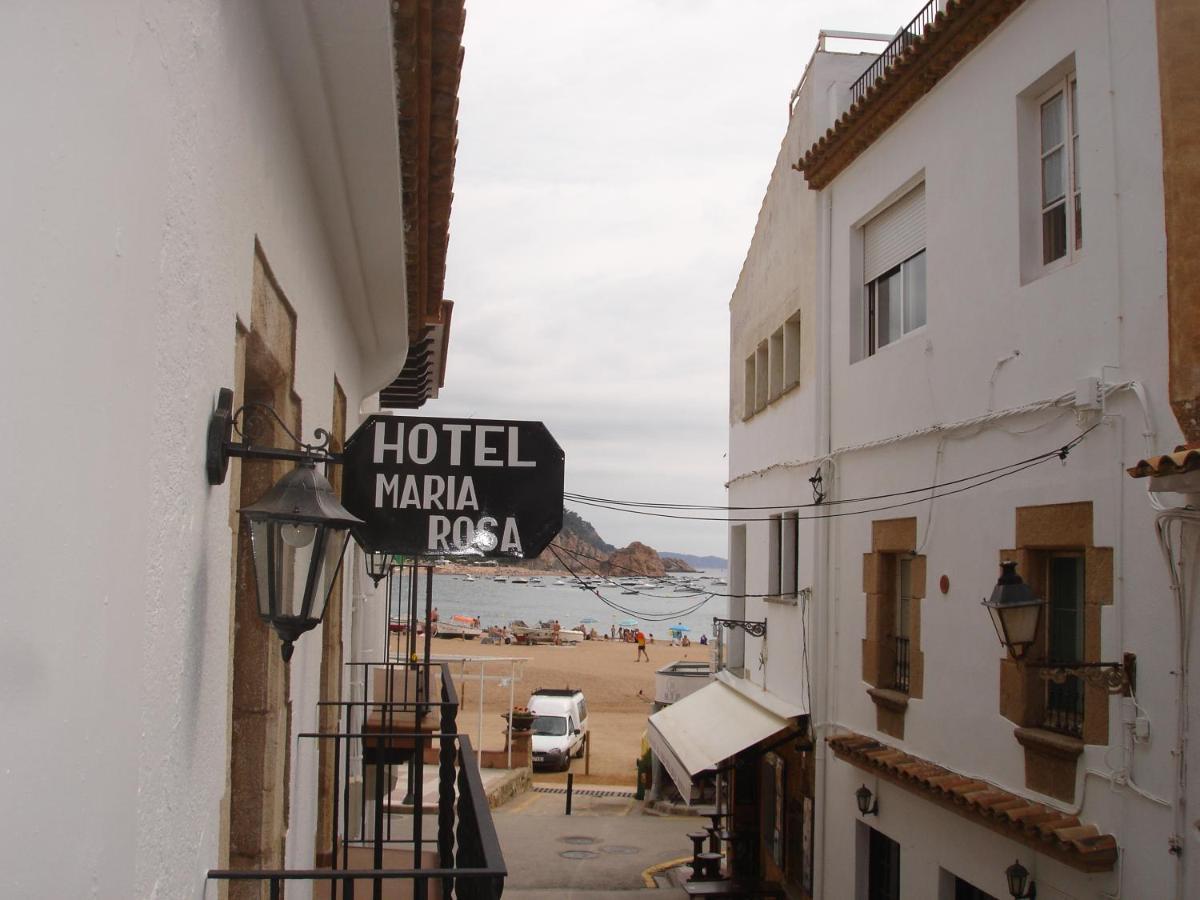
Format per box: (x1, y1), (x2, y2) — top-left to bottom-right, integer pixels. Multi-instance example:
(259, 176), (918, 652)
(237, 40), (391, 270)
(493, 786), (696, 896)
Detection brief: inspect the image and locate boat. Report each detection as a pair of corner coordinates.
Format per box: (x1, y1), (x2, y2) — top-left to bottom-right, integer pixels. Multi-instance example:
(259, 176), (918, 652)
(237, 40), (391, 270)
(464, 575), (476, 583)
(508, 620), (582, 645)
(512, 577), (528, 584)
(494, 576), (508, 582)
(553, 579), (566, 586)
(438, 614), (482, 640)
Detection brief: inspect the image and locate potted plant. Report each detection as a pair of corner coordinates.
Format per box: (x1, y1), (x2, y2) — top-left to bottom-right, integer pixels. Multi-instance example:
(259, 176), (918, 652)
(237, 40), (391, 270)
(505, 706), (535, 732)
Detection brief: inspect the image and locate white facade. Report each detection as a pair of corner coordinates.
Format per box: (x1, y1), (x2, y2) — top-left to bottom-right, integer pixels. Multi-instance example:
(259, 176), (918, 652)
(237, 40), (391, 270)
(0, 2), (420, 896)
(728, 2), (1187, 897)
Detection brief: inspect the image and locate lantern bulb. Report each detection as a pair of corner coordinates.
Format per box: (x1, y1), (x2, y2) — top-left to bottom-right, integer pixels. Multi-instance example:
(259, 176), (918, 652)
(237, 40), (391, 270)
(281, 522), (317, 548)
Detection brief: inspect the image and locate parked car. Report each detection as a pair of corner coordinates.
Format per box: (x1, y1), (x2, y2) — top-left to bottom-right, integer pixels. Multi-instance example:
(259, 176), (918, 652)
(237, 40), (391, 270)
(527, 688), (589, 771)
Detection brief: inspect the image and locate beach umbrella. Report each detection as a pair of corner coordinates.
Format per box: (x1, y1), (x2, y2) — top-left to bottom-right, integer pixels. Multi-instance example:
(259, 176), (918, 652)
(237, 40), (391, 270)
(618, 618), (638, 627)
(669, 624), (690, 632)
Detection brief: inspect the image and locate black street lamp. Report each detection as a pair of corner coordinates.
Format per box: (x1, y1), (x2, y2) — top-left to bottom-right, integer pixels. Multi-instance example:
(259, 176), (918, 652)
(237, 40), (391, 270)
(855, 784), (879, 817)
(365, 549), (393, 587)
(982, 561), (1044, 659)
(241, 458), (362, 661)
(1004, 859), (1036, 899)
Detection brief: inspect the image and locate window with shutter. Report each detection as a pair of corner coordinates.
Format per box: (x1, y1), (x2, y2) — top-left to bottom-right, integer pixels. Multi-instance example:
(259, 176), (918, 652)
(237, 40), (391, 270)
(859, 184), (927, 359)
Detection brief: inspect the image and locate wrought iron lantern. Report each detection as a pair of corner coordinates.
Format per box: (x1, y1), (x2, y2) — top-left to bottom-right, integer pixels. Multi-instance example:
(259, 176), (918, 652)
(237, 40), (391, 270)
(1004, 859), (1036, 899)
(241, 458), (362, 661)
(982, 561), (1044, 659)
(365, 549), (392, 587)
(855, 784), (879, 817)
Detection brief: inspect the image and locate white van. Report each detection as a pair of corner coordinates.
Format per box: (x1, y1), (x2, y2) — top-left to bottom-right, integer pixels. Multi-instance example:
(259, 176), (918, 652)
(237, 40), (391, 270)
(528, 688), (589, 771)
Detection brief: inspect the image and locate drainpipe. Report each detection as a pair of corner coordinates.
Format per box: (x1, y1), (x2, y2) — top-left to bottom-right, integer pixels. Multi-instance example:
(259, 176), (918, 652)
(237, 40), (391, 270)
(812, 178), (835, 900)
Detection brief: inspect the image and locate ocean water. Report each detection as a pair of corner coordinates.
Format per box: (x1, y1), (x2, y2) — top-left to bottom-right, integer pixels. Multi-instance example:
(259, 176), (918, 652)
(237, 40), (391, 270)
(392, 569), (730, 640)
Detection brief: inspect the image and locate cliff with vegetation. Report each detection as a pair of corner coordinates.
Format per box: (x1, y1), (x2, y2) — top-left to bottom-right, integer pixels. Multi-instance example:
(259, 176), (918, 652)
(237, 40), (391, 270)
(498, 508), (697, 576)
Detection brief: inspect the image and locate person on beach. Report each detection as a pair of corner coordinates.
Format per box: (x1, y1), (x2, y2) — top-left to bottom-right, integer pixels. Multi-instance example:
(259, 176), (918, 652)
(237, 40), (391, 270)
(635, 630), (650, 662)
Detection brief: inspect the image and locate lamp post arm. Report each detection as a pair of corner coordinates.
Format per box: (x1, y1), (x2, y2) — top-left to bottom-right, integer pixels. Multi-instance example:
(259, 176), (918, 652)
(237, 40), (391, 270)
(207, 387), (343, 485)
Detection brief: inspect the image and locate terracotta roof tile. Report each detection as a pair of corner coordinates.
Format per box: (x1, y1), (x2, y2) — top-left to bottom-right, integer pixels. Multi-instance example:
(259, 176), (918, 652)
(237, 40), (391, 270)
(795, 0), (1029, 189)
(1127, 444), (1200, 478)
(828, 731), (1117, 872)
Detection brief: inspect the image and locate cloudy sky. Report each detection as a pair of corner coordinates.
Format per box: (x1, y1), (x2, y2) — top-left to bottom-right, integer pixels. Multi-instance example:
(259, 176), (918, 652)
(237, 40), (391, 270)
(436, 1), (902, 558)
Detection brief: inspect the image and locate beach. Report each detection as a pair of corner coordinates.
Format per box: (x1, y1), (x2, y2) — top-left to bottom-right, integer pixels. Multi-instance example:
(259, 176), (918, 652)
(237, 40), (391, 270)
(408, 634), (712, 785)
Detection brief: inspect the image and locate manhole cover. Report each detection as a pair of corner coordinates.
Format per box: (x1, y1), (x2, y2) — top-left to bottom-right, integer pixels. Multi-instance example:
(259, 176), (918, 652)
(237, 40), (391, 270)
(559, 836), (600, 845)
(600, 845), (640, 855)
(559, 850), (600, 860)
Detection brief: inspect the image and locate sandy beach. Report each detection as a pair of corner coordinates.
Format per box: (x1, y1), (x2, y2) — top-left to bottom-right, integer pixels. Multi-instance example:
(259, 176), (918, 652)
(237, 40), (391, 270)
(403, 634), (712, 785)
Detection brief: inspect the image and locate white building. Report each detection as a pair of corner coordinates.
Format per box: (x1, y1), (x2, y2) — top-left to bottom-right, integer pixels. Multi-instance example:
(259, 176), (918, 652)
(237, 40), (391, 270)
(717, 1), (1199, 898)
(0, 2), (469, 897)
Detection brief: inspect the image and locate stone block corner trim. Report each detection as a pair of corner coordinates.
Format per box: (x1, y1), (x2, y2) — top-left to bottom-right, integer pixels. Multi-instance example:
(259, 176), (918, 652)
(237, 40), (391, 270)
(827, 731), (1117, 872)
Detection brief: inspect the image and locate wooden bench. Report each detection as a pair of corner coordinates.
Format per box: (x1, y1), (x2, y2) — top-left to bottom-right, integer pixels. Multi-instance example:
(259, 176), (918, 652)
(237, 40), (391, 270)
(682, 879), (785, 899)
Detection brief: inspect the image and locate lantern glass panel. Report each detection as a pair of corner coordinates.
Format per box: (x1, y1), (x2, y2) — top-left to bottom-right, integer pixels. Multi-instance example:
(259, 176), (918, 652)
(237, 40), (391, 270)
(1001, 602), (1042, 653)
(307, 528), (351, 622)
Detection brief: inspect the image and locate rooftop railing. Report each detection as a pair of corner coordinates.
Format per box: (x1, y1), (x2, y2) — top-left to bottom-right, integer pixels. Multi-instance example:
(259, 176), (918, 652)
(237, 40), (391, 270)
(849, 1), (939, 108)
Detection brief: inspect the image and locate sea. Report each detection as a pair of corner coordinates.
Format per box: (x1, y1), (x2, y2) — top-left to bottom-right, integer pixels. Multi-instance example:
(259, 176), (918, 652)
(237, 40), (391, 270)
(391, 569), (730, 640)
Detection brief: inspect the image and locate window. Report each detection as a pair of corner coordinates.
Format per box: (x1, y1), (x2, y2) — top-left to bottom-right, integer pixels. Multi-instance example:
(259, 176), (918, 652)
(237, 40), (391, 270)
(952, 876), (998, 900)
(894, 556), (913, 693)
(859, 183), (926, 360)
(866, 252), (925, 354)
(743, 355), (756, 420)
(783, 313), (801, 389)
(863, 518), (925, 739)
(1044, 552), (1085, 737)
(768, 511), (799, 600)
(867, 828), (900, 900)
(755, 341), (769, 412)
(1039, 77), (1081, 265)
(769, 327), (785, 401)
(761, 753), (785, 869)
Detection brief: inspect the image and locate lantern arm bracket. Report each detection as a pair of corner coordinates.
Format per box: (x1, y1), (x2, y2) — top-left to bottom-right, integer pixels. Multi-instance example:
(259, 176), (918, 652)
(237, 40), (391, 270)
(207, 387), (343, 485)
(713, 617), (767, 638)
(1026, 652), (1136, 696)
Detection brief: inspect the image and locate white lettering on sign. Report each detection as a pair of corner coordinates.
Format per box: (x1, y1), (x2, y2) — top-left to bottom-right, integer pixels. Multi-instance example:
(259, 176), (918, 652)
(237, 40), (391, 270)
(474, 425), (503, 467)
(507, 426), (535, 467)
(374, 474), (482, 511)
(408, 423), (437, 465)
(370, 421), (540, 469)
(374, 422), (404, 464)
(443, 423), (471, 466)
(425, 514), (522, 554)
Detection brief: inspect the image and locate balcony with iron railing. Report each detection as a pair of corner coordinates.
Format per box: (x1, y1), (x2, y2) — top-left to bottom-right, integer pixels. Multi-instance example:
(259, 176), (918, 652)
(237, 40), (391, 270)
(208, 563), (506, 900)
(848, 1), (941, 108)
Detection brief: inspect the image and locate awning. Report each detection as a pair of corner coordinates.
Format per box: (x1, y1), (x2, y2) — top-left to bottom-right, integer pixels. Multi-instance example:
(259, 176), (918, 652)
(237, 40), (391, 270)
(647, 674), (806, 802)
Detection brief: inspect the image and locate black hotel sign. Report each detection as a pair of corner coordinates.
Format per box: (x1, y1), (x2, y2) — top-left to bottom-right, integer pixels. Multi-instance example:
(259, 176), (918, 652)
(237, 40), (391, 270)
(340, 415), (564, 559)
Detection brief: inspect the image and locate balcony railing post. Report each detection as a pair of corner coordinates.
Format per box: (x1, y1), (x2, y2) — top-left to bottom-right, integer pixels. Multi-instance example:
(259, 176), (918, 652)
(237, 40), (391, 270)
(438, 663), (459, 898)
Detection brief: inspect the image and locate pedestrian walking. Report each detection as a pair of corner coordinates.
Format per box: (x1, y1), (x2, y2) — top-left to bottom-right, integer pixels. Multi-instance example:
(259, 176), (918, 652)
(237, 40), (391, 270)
(635, 630), (650, 662)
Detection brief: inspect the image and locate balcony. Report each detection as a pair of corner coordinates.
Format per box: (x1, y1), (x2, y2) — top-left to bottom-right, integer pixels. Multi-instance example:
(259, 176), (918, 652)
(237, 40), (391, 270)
(209, 563), (507, 900)
(848, 1), (941, 108)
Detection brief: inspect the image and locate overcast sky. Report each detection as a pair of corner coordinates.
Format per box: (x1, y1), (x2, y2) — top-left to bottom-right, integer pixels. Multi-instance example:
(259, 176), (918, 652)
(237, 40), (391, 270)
(436, 1), (902, 558)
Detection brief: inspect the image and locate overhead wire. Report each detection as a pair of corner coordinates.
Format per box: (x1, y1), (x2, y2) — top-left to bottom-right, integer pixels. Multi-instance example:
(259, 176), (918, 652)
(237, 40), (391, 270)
(561, 424), (1097, 513)
(547, 544), (715, 621)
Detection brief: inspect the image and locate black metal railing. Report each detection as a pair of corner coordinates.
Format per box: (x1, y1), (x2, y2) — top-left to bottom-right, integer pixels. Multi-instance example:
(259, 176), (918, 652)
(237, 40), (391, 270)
(208, 658), (506, 899)
(849, 1), (939, 107)
(1044, 671), (1085, 738)
(894, 636), (911, 694)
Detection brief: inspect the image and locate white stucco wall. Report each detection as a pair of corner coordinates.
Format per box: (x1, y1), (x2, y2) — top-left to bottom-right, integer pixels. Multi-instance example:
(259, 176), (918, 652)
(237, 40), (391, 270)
(0, 2), (398, 897)
(727, 1), (1180, 897)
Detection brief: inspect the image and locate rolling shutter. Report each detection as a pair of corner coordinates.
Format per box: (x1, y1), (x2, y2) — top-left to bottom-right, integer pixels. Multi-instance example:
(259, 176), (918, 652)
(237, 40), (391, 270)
(863, 183), (925, 283)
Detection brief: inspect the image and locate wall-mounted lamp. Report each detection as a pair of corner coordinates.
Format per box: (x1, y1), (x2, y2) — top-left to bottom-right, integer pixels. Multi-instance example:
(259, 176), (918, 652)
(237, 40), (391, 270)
(981, 561), (1043, 659)
(855, 784), (878, 817)
(206, 388), (361, 661)
(982, 561), (1136, 695)
(1005, 859), (1036, 899)
(365, 549), (393, 587)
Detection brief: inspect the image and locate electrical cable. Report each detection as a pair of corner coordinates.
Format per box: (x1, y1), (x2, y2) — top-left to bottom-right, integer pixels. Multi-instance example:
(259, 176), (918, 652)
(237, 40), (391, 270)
(564, 447), (1048, 510)
(568, 451), (1067, 524)
(563, 425), (1097, 518)
(547, 544), (715, 621)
